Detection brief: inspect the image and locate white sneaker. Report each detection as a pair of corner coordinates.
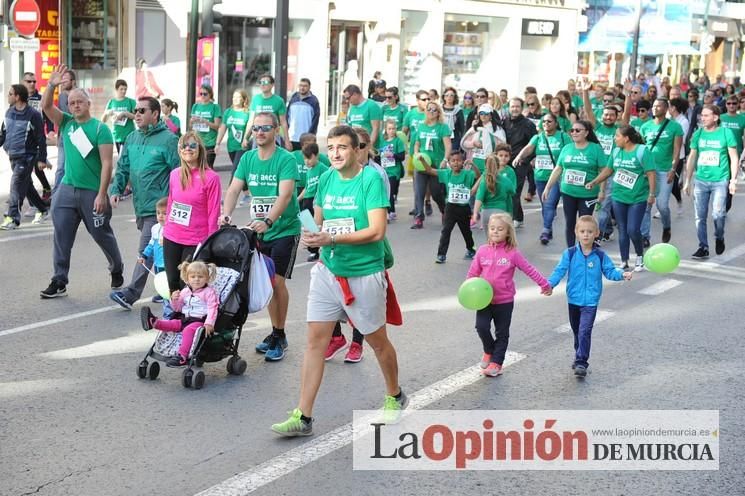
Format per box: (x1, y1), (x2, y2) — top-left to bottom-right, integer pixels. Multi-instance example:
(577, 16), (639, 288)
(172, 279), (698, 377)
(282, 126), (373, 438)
(634, 256), (644, 272)
(0, 216), (17, 230)
(513, 220), (524, 229)
(31, 211), (49, 225)
(652, 211), (660, 219)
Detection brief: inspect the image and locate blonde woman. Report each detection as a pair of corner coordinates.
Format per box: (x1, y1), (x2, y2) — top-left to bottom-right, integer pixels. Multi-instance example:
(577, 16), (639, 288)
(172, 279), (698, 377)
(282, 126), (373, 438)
(412, 101), (451, 228)
(163, 131), (222, 292)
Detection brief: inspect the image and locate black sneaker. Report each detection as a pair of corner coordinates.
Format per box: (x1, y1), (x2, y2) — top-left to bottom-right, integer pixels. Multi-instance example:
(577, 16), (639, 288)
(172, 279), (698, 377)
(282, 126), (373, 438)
(166, 354), (187, 368)
(307, 252), (320, 262)
(435, 255), (446, 264)
(643, 238), (651, 248)
(622, 262), (630, 272)
(692, 247), (709, 259)
(662, 228), (671, 243)
(408, 208), (416, 216)
(463, 249), (476, 260)
(425, 201), (433, 216)
(111, 271), (124, 289)
(40, 280), (67, 299)
(140, 306), (156, 331)
(715, 238), (725, 255)
(574, 365), (587, 377)
(110, 290), (133, 310)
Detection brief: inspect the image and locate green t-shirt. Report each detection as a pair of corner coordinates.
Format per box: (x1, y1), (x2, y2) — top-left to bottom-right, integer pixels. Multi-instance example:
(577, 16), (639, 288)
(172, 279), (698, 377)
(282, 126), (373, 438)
(558, 115), (572, 133)
(292, 150), (330, 189)
(60, 113), (114, 191)
(105, 97), (136, 143)
(377, 136), (406, 179)
(403, 108), (426, 153)
(639, 118), (684, 172)
(167, 115), (181, 135)
(590, 96), (603, 117)
(571, 94), (583, 110)
(528, 131), (570, 182)
(190, 102), (222, 147)
(607, 145), (655, 204)
(382, 105), (408, 131)
(415, 122), (451, 167)
(557, 142), (606, 198)
(303, 163), (329, 199)
(222, 108), (250, 152)
(234, 147), (300, 241)
(595, 123), (618, 160)
(315, 166), (389, 277)
(719, 113), (745, 153)
(345, 99), (383, 134)
(630, 117), (650, 133)
(690, 127), (738, 182)
(437, 168), (475, 205)
(475, 166), (517, 212)
(250, 93), (286, 117)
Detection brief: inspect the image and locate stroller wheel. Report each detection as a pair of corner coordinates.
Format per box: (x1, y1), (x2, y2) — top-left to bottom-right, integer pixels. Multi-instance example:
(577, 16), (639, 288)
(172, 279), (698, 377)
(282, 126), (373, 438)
(137, 360), (148, 379)
(193, 370), (205, 390)
(226, 356), (236, 374)
(182, 368), (193, 388)
(148, 361), (160, 380)
(233, 358), (247, 376)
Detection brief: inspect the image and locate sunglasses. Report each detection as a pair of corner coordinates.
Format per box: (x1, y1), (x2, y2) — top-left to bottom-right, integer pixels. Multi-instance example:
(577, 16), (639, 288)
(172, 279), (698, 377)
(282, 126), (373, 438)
(199, 92), (208, 96)
(478, 111), (491, 116)
(359, 142), (368, 149)
(180, 142), (198, 150)
(260, 80), (272, 85)
(476, 94), (487, 99)
(134, 108), (149, 114)
(463, 96), (473, 100)
(427, 108), (439, 113)
(603, 99), (613, 104)
(24, 79), (36, 83)
(638, 108), (648, 112)
(385, 96), (394, 100)
(542, 120), (555, 124)
(726, 102), (737, 106)
(569, 128), (585, 133)
(419, 97), (430, 102)
(252, 124), (274, 132)
(527, 103), (537, 107)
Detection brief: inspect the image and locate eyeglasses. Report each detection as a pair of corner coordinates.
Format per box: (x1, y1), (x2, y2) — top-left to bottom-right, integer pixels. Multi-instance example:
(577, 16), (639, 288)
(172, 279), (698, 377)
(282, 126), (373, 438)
(359, 142), (368, 149)
(259, 80), (272, 85)
(569, 128), (585, 133)
(444, 93), (455, 97)
(24, 79), (36, 83)
(180, 142), (198, 150)
(252, 124), (274, 132)
(199, 92), (208, 96)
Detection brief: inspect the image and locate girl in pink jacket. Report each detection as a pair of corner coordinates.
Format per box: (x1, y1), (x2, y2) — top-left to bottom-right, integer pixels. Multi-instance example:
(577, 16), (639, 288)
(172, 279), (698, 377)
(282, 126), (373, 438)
(140, 261), (219, 367)
(466, 213), (552, 377)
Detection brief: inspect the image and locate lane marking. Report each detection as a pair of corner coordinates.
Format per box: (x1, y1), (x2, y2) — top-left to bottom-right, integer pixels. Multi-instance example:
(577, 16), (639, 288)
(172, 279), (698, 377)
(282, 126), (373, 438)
(552, 310), (616, 333)
(637, 278), (683, 296)
(193, 351), (527, 496)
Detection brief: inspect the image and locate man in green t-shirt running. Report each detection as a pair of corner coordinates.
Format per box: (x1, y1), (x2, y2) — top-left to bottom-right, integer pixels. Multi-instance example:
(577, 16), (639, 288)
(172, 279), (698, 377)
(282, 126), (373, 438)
(222, 112), (300, 361)
(242, 74), (292, 151)
(343, 84), (382, 147)
(270, 125), (407, 437)
(40, 64), (124, 299)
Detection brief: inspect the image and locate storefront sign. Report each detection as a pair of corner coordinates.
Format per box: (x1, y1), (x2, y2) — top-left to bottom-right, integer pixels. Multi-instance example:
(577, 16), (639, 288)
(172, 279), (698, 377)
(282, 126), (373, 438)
(35, 0), (60, 93)
(9, 36), (40, 51)
(522, 19), (558, 37)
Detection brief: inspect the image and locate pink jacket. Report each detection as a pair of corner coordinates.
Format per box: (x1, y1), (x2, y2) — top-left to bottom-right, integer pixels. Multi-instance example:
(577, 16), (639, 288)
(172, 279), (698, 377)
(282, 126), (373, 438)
(467, 243), (550, 304)
(171, 285), (219, 326)
(164, 167), (222, 246)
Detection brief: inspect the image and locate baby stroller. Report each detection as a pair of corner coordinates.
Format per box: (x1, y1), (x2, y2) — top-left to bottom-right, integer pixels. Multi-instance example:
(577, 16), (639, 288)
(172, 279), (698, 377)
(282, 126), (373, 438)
(136, 226), (258, 389)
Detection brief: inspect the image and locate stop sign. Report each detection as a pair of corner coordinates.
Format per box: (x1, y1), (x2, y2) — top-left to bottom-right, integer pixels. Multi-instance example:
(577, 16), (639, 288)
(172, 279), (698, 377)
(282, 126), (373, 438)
(10, 0), (41, 38)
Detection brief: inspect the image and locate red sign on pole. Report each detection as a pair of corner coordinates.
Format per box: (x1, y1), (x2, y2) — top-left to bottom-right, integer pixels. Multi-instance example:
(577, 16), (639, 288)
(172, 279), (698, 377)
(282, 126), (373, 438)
(11, 0), (42, 38)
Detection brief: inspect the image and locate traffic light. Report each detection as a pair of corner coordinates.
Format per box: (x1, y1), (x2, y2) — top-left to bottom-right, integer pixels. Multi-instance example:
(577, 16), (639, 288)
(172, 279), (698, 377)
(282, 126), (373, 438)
(201, 0), (223, 37)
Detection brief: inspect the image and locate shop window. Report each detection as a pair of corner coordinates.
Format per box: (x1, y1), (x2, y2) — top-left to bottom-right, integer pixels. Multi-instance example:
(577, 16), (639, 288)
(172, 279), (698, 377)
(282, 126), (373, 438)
(68, 0), (119, 70)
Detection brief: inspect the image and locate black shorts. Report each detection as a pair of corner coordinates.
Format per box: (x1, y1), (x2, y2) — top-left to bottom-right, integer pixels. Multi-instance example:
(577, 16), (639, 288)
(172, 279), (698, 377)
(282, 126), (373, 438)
(259, 234), (300, 279)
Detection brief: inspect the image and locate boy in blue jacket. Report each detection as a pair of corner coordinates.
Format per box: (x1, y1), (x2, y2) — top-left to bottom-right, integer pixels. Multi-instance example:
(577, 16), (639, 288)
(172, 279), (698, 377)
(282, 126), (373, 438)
(548, 215), (632, 377)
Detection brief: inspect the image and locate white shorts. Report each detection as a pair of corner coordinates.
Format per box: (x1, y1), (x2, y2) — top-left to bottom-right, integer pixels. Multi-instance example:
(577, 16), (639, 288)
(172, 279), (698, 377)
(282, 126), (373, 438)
(306, 263), (387, 334)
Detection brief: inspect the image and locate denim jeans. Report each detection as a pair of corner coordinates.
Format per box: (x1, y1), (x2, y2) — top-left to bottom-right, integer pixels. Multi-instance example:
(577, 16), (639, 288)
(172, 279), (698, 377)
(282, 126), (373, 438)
(612, 200), (647, 262)
(641, 170), (674, 240)
(693, 178), (728, 248)
(568, 304), (598, 368)
(414, 171), (445, 221)
(597, 180), (614, 236)
(535, 180), (560, 234)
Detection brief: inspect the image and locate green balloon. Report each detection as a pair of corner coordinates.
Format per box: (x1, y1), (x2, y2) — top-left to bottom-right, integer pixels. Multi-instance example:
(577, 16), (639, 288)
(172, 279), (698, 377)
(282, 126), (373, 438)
(413, 153), (431, 171)
(644, 243), (680, 274)
(458, 277), (494, 310)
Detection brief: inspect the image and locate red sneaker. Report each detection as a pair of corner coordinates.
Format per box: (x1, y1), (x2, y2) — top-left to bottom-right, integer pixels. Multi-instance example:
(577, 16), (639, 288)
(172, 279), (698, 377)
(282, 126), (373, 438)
(344, 342), (363, 363)
(479, 353), (491, 369)
(324, 335), (348, 361)
(482, 363), (503, 377)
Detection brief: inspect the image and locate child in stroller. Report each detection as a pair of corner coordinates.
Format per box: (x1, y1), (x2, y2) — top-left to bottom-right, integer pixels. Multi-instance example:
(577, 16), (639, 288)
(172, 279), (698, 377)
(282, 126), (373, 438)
(140, 260), (219, 367)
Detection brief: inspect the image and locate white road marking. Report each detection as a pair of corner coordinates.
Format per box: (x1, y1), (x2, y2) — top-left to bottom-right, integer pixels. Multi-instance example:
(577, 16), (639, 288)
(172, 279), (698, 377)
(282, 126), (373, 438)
(193, 351), (527, 496)
(637, 278), (683, 296)
(552, 310), (616, 333)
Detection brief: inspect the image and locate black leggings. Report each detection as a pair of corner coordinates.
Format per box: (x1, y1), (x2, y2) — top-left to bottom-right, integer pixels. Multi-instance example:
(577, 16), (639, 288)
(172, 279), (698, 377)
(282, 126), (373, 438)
(163, 237), (197, 292)
(562, 193), (597, 247)
(671, 158), (684, 203)
(206, 146), (216, 168)
(332, 321), (364, 344)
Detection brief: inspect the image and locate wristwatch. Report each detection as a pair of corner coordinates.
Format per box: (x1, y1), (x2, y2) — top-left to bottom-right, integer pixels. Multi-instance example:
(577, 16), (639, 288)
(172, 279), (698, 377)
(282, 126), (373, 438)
(263, 217), (274, 227)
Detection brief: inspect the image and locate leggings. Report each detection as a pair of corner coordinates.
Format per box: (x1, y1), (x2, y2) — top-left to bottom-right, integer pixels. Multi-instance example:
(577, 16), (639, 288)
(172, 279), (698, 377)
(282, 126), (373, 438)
(561, 193), (597, 247)
(163, 237), (197, 293)
(332, 321), (364, 344)
(206, 146), (216, 168)
(475, 302), (514, 365)
(154, 317), (206, 359)
(388, 176), (400, 213)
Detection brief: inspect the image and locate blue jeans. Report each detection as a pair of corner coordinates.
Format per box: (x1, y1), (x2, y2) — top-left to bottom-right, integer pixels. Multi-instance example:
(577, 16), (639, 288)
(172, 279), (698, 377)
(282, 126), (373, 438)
(693, 178), (728, 249)
(535, 180), (560, 234)
(568, 304), (598, 368)
(612, 200), (647, 262)
(597, 180), (614, 236)
(641, 170), (673, 240)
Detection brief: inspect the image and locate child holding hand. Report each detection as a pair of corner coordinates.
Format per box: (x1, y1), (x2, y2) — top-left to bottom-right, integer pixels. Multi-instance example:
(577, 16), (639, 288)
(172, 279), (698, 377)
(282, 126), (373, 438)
(140, 260), (219, 367)
(467, 213), (552, 377)
(547, 215), (632, 377)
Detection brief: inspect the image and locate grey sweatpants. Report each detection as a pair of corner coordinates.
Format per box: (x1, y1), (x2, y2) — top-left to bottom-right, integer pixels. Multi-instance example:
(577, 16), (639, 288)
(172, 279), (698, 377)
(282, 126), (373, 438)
(52, 143), (65, 196)
(118, 215), (157, 303)
(51, 183), (123, 285)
